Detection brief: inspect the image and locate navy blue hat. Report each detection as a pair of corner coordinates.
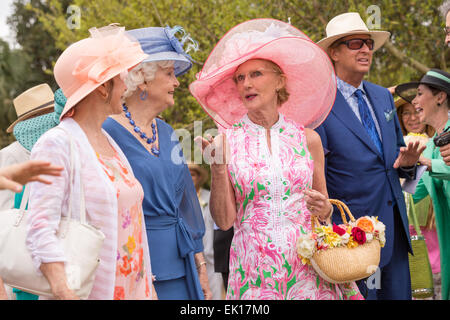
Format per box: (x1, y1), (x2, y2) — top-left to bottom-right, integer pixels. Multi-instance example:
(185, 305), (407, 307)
(127, 26), (198, 77)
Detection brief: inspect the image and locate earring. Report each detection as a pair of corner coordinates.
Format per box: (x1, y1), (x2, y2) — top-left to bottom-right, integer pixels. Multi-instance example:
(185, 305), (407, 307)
(438, 102), (441, 106)
(140, 89), (148, 101)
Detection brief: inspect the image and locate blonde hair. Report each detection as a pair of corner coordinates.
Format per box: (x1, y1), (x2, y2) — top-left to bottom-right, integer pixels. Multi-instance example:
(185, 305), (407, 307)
(233, 59), (290, 106)
(123, 60), (174, 99)
(266, 60), (290, 106)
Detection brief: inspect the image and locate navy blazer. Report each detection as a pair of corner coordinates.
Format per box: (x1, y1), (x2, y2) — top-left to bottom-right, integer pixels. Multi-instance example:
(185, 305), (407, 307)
(315, 80), (412, 268)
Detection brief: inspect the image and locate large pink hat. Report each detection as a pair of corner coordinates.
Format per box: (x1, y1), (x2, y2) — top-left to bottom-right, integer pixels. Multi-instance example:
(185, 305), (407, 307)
(54, 26), (148, 119)
(189, 19), (336, 130)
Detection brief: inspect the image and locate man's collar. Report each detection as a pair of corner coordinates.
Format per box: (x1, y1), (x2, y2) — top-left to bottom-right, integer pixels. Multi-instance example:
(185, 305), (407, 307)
(336, 76), (365, 99)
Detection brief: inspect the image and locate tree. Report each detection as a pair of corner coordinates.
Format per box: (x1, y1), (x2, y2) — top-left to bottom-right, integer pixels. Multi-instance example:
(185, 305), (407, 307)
(0, 38), (43, 147)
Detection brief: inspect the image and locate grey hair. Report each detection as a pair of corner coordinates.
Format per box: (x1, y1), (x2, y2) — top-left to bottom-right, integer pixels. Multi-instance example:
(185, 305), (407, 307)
(122, 60), (174, 99)
(439, 0), (450, 18)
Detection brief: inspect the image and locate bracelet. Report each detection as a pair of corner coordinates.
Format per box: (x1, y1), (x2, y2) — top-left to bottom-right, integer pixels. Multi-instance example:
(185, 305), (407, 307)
(320, 205), (333, 223)
(196, 261), (207, 269)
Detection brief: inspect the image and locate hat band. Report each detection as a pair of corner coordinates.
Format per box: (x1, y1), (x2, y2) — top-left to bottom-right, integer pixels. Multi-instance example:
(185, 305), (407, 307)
(17, 100), (54, 118)
(426, 70), (450, 84)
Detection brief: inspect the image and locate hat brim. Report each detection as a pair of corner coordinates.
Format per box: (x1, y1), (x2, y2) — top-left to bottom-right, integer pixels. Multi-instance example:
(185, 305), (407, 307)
(60, 53), (148, 120)
(142, 51), (193, 76)
(395, 80), (450, 104)
(316, 30), (391, 52)
(395, 82), (420, 104)
(188, 163), (209, 184)
(190, 36), (336, 130)
(394, 97), (413, 108)
(7, 104), (55, 133)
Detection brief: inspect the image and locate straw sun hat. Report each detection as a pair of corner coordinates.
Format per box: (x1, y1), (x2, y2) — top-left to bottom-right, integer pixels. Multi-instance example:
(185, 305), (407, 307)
(189, 18), (336, 130)
(7, 84), (55, 133)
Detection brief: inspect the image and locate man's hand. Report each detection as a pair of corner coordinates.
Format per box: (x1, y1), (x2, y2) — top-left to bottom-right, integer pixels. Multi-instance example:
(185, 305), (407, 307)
(393, 140), (426, 169)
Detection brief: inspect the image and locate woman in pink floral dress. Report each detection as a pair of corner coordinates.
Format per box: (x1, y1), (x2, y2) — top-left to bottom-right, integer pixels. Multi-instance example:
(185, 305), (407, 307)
(190, 19), (363, 300)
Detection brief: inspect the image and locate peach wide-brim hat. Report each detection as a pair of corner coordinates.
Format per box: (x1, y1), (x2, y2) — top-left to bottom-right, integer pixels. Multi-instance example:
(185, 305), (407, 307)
(7, 83), (55, 133)
(189, 18), (337, 130)
(316, 12), (390, 52)
(54, 26), (148, 120)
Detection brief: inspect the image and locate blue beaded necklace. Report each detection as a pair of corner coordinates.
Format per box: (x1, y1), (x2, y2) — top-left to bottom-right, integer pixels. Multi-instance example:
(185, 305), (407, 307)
(122, 103), (160, 156)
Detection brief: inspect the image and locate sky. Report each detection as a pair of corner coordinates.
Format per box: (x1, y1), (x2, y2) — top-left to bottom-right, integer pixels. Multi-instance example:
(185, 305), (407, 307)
(0, 0), (15, 46)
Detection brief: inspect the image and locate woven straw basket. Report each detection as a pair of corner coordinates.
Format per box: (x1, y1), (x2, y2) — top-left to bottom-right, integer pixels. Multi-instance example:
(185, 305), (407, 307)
(310, 199), (381, 284)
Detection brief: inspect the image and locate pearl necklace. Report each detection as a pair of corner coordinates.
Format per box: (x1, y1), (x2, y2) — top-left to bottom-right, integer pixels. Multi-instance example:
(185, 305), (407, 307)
(122, 103), (160, 156)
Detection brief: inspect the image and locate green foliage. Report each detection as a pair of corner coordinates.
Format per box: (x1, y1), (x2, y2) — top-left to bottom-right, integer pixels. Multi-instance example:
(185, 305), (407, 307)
(2, 0), (449, 150)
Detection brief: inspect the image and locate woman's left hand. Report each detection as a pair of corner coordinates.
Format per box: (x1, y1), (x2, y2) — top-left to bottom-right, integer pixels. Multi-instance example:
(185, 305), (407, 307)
(304, 188), (332, 223)
(197, 263), (212, 300)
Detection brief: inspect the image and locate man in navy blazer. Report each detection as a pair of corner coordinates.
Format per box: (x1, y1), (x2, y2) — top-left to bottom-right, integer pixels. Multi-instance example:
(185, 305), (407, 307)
(315, 13), (425, 300)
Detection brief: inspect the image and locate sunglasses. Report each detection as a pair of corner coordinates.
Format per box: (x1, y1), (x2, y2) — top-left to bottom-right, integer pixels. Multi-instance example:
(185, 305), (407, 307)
(338, 38), (375, 50)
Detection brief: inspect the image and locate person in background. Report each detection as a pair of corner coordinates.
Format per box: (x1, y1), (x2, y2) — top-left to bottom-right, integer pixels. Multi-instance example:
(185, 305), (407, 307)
(395, 97), (440, 299)
(315, 12), (425, 300)
(438, 0), (450, 165)
(396, 69), (450, 300)
(0, 83), (64, 300)
(0, 84), (56, 211)
(102, 26), (209, 300)
(189, 162), (225, 299)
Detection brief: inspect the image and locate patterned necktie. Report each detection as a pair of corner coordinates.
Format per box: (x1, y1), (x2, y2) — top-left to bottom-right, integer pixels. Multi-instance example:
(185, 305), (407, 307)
(354, 89), (383, 157)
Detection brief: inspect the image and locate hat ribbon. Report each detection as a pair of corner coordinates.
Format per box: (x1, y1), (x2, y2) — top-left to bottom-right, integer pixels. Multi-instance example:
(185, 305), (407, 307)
(426, 70), (450, 84)
(72, 40), (142, 85)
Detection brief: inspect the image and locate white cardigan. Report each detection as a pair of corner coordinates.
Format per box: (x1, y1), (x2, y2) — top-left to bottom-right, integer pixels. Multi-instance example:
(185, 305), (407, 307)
(26, 118), (152, 300)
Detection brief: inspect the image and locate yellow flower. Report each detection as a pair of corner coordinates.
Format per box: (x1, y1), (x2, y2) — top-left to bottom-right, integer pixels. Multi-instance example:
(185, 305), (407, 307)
(126, 236), (136, 255)
(347, 237), (359, 248)
(325, 232), (341, 247)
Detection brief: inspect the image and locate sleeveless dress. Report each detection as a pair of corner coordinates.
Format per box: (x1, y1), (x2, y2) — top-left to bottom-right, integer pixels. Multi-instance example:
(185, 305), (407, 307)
(97, 151), (151, 300)
(225, 114), (363, 300)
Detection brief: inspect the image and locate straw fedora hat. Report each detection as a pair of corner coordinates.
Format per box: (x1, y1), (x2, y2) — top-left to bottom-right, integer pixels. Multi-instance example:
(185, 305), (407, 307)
(7, 83), (55, 133)
(187, 162), (209, 186)
(317, 12), (390, 52)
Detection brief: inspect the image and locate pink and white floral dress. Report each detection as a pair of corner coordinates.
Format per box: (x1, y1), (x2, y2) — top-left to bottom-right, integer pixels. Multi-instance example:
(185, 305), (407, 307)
(97, 152), (151, 300)
(225, 114), (363, 300)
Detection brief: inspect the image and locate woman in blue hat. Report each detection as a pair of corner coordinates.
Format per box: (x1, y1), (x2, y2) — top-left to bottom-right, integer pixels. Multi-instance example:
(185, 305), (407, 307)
(102, 26), (210, 300)
(396, 68), (450, 300)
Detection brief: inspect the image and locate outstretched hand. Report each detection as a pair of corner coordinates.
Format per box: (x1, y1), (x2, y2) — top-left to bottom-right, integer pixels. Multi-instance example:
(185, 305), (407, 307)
(0, 160), (63, 192)
(393, 140), (426, 169)
(194, 133), (230, 166)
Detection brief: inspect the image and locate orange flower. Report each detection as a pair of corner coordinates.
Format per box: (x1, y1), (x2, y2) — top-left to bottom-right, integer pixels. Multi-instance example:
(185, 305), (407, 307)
(356, 217), (374, 233)
(114, 286), (125, 300)
(119, 256), (133, 277)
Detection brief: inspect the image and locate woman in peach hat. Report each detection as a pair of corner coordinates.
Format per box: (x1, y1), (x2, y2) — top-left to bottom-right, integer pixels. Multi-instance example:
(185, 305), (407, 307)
(24, 25), (156, 300)
(190, 19), (363, 300)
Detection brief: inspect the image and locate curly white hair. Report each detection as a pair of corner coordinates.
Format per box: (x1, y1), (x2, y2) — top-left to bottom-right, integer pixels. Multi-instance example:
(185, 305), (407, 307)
(439, 0), (450, 18)
(123, 60), (174, 99)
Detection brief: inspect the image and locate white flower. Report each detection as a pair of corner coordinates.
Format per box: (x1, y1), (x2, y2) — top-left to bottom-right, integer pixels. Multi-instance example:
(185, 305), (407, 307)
(366, 233), (374, 242)
(296, 234), (316, 259)
(340, 232), (350, 244)
(373, 219), (386, 234)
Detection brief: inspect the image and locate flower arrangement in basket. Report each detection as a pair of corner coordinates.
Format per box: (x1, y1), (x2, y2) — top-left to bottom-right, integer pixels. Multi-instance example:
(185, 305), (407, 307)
(296, 199), (386, 284)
